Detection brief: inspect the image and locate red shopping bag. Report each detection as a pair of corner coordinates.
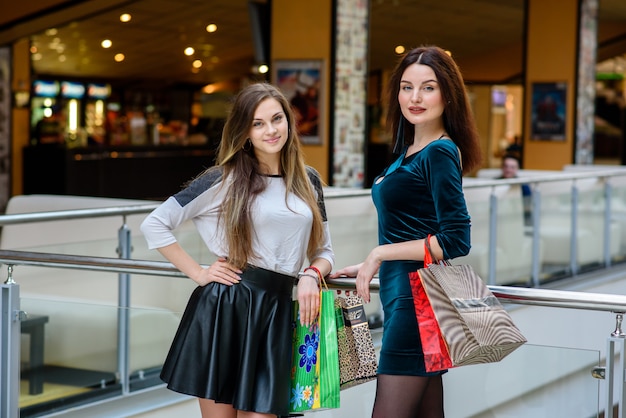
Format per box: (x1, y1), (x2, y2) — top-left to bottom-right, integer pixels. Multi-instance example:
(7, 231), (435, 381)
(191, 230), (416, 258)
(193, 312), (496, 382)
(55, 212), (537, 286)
(409, 268), (453, 372)
(409, 235), (526, 372)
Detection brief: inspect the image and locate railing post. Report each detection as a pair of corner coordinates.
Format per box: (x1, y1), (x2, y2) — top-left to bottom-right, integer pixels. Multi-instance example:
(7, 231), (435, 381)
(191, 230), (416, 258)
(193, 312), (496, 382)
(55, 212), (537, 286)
(604, 180), (613, 268)
(487, 191), (498, 285)
(1, 265), (21, 418)
(531, 186), (541, 287)
(570, 182), (579, 275)
(117, 222), (132, 395)
(605, 313), (626, 418)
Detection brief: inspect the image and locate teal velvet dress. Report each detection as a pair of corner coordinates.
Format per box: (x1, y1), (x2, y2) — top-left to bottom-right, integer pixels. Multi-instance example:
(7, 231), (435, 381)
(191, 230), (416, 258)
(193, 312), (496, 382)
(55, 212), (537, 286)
(371, 138), (471, 376)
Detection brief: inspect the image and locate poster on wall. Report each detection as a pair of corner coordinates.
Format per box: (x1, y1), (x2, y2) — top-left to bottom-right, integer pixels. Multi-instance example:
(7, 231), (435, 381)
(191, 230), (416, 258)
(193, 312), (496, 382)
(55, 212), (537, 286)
(530, 82), (567, 141)
(273, 60), (324, 145)
(0, 47), (11, 212)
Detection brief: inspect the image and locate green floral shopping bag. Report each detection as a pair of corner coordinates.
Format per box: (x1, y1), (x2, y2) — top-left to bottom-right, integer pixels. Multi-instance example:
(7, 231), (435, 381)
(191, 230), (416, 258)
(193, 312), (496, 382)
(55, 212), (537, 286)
(289, 285), (340, 413)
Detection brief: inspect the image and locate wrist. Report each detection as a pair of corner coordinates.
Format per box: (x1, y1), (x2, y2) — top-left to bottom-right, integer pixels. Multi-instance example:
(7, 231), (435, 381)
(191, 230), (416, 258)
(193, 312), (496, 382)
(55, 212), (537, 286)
(304, 265), (324, 282)
(298, 272), (319, 285)
(370, 246), (384, 265)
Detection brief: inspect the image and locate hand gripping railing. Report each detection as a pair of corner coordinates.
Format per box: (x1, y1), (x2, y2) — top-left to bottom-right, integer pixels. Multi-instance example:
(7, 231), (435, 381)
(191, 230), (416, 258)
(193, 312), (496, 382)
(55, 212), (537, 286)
(3, 251), (626, 417)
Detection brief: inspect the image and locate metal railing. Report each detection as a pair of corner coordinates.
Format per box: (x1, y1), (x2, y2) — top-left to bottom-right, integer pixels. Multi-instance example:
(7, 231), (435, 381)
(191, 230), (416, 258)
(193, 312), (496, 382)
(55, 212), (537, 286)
(3, 167), (626, 416)
(2, 251), (626, 417)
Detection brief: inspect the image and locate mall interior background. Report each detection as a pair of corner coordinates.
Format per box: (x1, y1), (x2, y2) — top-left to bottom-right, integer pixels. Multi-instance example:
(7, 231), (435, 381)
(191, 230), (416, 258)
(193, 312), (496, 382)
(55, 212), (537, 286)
(2, 1), (626, 417)
(0, 0), (625, 203)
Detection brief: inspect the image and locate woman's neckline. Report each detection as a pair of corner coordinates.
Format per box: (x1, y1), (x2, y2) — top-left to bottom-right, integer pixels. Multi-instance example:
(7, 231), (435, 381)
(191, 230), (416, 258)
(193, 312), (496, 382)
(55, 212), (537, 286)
(405, 135), (449, 158)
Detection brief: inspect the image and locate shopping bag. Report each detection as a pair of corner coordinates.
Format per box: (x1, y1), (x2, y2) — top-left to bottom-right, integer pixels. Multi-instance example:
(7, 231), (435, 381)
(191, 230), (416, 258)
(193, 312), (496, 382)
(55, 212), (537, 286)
(335, 292), (378, 389)
(410, 276), (453, 371)
(289, 284), (340, 412)
(409, 235), (527, 372)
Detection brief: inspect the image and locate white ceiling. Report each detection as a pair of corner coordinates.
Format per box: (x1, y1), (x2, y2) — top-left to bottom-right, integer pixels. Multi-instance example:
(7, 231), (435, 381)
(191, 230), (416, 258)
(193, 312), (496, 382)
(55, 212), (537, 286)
(18, 0), (626, 88)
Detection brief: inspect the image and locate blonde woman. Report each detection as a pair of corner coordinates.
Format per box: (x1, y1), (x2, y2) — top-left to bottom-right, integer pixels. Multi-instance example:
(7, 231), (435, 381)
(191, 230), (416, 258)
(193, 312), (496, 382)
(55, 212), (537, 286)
(141, 82), (334, 418)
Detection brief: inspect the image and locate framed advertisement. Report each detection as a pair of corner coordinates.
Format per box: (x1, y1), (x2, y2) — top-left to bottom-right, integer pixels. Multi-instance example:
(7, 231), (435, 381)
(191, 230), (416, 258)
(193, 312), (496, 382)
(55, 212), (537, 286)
(530, 82), (567, 141)
(273, 60), (324, 145)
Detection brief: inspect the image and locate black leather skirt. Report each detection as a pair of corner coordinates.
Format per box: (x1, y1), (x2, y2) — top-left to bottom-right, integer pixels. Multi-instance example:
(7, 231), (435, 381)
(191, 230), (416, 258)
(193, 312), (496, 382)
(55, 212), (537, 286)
(160, 265), (296, 415)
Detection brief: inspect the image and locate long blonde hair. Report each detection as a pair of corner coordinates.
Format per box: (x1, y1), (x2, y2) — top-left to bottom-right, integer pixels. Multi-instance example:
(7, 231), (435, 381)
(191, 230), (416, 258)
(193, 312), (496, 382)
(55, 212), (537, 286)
(214, 82), (325, 269)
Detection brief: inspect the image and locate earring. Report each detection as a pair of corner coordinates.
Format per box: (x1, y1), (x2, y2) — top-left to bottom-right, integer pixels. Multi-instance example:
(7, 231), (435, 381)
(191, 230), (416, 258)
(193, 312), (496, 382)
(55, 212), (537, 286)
(243, 139), (252, 151)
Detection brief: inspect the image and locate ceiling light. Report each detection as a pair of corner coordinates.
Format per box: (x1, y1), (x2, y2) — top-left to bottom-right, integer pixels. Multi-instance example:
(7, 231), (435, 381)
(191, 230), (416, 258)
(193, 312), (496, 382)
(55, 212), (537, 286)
(258, 64), (269, 74)
(45, 28), (58, 36)
(120, 13), (132, 23)
(184, 47), (195, 56)
(114, 53), (125, 62)
(395, 45), (405, 54)
(101, 39), (112, 48)
(206, 24), (217, 33)
(203, 84), (216, 94)
(192, 59), (203, 68)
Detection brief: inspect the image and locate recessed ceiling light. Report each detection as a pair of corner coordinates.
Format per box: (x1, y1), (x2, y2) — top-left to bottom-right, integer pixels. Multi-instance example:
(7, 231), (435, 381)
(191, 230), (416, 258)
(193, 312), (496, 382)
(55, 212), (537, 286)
(120, 13), (132, 23)
(114, 53), (125, 62)
(395, 45), (405, 54)
(184, 47), (195, 56)
(192, 59), (202, 68)
(206, 24), (217, 33)
(101, 39), (112, 48)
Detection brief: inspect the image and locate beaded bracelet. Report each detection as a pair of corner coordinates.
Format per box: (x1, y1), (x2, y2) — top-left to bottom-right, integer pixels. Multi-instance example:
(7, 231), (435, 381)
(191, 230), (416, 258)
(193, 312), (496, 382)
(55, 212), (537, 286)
(298, 272), (319, 282)
(304, 265), (323, 283)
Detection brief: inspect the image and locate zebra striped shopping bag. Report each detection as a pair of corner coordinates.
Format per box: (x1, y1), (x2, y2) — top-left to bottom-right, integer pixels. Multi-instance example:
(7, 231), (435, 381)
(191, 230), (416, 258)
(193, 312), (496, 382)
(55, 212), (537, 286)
(409, 235), (527, 372)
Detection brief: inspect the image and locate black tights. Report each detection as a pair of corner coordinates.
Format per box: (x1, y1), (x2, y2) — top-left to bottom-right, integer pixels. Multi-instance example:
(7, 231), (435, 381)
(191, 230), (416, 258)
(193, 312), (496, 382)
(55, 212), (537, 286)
(371, 374), (444, 418)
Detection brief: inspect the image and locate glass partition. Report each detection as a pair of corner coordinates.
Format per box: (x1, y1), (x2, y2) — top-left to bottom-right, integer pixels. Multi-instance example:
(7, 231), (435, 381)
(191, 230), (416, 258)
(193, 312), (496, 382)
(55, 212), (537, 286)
(609, 175), (626, 259)
(19, 298), (121, 417)
(301, 344), (599, 418)
(445, 344), (599, 418)
(537, 177), (616, 281)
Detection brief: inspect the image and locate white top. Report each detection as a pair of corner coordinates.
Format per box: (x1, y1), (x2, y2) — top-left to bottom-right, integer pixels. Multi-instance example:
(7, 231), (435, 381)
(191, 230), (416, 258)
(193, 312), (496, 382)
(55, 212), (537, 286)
(140, 168), (335, 277)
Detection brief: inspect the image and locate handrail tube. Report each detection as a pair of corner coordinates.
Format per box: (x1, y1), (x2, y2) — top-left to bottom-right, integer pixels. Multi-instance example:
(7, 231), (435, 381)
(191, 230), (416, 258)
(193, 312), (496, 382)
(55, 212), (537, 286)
(0, 204), (160, 226)
(3, 250), (626, 313)
(462, 168), (626, 189)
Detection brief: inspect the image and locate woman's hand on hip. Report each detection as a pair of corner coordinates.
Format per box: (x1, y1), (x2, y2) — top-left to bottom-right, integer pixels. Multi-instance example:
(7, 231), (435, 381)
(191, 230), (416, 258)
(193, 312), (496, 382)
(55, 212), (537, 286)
(196, 257), (242, 286)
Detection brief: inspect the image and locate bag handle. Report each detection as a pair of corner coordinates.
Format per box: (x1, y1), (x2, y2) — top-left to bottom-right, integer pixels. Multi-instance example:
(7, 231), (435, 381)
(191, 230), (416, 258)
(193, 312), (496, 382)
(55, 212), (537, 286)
(320, 275), (329, 291)
(424, 234), (436, 265)
(424, 234), (450, 267)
